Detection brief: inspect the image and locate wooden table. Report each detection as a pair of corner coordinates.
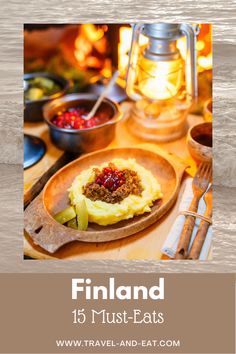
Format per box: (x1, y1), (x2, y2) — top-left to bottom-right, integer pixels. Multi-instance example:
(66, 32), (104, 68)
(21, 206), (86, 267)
(24, 102), (207, 260)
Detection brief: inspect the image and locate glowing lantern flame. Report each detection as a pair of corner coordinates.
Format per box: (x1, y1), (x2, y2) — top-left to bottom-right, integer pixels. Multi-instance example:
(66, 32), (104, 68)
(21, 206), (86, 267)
(138, 57), (184, 100)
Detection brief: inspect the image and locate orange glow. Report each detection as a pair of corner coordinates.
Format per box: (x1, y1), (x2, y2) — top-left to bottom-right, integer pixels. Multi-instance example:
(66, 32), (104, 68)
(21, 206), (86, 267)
(196, 40), (205, 51)
(73, 24), (111, 75)
(138, 56), (184, 100)
(118, 27), (133, 76)
(119, 24), (212, 78)
(177, 26), (212, 72)
(74, 35), (92, 66)
(101, 59), (112, 78)
(118, 27), (148, 76)
(81, 24), (104, 42)
(198, 53), (212, 70)
(177, 37), (187, 59)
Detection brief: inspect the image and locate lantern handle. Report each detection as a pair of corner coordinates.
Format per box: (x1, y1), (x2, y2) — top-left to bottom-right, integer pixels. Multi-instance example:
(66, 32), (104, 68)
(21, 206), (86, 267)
(128, 23), (143, 67)
(180, 24), (199, 98)
(126, 24), (144, 99)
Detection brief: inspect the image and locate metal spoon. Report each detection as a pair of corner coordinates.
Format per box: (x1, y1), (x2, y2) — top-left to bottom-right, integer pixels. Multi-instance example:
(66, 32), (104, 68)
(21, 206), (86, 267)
(83, 70), (119, 121)
(24, 80), (29, 92)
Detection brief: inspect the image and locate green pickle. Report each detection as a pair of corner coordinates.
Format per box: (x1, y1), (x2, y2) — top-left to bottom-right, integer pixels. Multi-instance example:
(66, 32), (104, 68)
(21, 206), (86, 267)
(27, 87), (44, 100)
(67, 218), (77, 229)
(75, 199), (88, 231)
(34, 77), (54, 90)
(54, 206), (76, 224)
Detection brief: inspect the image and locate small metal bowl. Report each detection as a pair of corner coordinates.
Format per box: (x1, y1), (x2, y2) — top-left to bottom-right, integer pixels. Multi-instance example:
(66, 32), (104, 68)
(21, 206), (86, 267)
(24, 72), (70, 122)
(43, 93), (123, 154)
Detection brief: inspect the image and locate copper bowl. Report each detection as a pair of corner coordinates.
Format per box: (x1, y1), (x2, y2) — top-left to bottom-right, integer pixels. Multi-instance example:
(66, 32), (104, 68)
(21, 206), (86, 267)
(43, 93), (123, 154)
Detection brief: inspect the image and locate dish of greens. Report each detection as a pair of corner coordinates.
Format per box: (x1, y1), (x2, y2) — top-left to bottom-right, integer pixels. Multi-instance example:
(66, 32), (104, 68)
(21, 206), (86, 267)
(24, 76), (61, 101)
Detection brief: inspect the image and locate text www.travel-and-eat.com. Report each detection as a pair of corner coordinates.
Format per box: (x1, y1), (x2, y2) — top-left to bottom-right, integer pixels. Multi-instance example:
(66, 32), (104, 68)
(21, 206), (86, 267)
(55, 339), (181, 348)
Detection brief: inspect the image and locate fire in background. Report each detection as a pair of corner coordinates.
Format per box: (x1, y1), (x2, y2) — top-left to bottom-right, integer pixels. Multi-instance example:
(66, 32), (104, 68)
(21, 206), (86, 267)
(24, 24), (112, 91)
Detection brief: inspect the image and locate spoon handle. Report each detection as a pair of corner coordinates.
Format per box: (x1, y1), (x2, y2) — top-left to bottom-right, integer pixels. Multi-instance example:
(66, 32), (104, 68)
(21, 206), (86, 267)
(85, 70), (119, 120)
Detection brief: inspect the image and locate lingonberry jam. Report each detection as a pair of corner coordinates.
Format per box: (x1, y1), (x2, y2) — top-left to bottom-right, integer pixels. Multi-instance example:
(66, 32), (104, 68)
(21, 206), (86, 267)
(95, 167), (126, 192)
(83, 163), (143, 204)
(51, 107), (110, 130)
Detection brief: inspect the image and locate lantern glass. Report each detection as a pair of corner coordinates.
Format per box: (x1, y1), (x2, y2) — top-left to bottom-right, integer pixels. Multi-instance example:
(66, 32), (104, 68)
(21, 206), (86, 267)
(137, 55), (184, 100)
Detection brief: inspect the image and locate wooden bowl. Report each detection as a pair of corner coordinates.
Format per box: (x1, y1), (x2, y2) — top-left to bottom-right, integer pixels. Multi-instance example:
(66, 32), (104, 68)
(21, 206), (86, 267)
(203, 99), (212, 122)
(24, 147), (186, 253)
(187, 122), (212, 163)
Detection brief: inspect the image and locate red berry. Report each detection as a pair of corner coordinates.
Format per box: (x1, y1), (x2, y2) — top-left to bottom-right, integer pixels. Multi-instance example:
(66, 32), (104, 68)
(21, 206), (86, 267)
(94, 166), (126, 191)
(52, 106), (110, 130)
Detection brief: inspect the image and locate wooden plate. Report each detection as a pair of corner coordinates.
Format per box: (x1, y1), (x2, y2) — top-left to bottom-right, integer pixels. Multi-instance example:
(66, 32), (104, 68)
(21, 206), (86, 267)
(24, 146), (187, 253)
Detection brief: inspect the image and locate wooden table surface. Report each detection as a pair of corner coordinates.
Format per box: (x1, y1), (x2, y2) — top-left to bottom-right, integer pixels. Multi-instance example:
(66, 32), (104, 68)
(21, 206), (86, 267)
(24, 102), (207, 260)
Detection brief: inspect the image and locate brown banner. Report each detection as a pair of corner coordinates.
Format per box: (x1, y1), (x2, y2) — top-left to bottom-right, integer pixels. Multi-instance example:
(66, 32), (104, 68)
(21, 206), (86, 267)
(0, 274), (234, 353)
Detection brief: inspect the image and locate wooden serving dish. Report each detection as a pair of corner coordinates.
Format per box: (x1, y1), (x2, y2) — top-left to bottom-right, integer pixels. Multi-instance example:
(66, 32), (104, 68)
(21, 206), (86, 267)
(24, 146), (187, 253)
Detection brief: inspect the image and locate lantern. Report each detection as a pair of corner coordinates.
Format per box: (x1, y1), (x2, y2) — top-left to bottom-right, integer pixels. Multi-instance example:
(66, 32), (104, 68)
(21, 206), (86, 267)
(126, 23), (198, 141)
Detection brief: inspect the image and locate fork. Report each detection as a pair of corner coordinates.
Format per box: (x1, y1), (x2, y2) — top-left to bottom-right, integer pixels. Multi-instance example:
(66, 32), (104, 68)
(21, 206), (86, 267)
(188, 185), (212, 260)
(175, 162), (212, 259)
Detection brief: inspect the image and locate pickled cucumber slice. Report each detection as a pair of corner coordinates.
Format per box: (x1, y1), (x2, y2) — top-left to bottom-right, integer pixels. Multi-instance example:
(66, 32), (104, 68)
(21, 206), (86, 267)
(54, 206), (76, 224)
(34, 77), (54, 90)
(75, 199), (88, 231)
(67, 218), (77, 229)
(27, 87), (44, 100)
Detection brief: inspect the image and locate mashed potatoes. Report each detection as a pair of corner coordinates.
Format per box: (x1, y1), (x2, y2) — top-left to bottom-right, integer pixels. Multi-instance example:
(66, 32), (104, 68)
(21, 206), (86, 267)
(68, 158), (162, 226)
